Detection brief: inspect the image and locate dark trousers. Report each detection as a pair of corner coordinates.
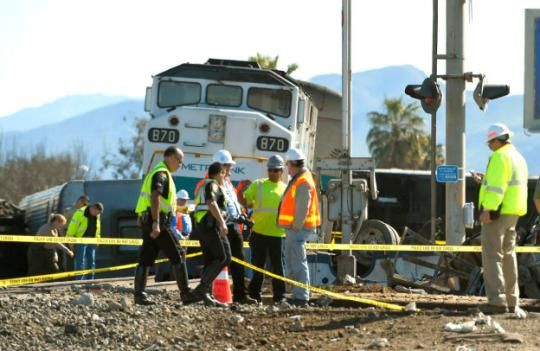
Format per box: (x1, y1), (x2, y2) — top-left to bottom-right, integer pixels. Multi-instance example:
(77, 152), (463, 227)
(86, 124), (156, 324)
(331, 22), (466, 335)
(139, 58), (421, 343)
(196, 225), (232, 293)
(248, 232), (285, 301)
(139, 217), (184, 266)
(27, 246), (59, 275)
(227, 224), (247, 299)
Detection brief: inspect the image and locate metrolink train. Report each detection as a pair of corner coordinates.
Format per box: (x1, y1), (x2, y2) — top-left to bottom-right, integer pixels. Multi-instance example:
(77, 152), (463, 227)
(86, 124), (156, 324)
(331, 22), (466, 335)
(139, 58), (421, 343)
(141, 58), (339, 192)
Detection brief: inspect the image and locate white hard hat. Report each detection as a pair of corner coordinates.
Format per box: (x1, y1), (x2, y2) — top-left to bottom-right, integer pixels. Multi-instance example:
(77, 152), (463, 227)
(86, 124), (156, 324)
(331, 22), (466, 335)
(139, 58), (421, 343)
(285, 147), (305, 161)
(176, 189), (190, 200)
(212, 149), (236, 165)
(487, 123), (513, 142)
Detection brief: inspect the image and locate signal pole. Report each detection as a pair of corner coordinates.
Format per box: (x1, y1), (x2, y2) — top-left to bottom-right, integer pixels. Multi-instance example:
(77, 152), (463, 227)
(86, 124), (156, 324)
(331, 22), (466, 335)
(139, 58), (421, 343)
(337, 0), (356, 280)
(445, 0), (466, 245)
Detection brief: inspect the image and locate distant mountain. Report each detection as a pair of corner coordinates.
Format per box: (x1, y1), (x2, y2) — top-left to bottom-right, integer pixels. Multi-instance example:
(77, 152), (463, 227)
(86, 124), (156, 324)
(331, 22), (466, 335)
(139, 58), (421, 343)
(1, 99), (147, 175)
(0, 94), (132, 132)
(310, 66), (537, 175)
(311, 65), (429, 155)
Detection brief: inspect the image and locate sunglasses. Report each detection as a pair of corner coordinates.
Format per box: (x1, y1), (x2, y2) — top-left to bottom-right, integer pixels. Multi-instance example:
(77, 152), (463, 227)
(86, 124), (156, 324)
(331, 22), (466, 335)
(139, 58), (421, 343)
(268, 168), (282, 173)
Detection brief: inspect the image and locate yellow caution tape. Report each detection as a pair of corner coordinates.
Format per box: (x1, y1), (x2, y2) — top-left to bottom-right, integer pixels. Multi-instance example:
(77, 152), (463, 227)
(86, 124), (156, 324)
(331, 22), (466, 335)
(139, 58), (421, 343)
(0, 252), (202, 287)
(4, 247), (409, 311)
(3, 234), (540, 253)
(0, 235), (201, 247)
(231, 257), (411, 312)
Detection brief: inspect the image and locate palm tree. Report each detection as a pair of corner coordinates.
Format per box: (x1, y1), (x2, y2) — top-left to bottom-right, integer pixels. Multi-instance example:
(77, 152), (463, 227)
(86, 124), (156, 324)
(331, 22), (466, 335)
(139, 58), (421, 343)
(248, 53), (298, 75)
(366, 97), (431, 169)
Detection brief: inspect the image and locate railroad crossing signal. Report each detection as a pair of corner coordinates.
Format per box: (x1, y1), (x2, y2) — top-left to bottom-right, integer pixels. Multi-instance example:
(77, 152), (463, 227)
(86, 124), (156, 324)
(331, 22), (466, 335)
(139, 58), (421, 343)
(473, 77), (510, 111)
(405, 78), (442, 114)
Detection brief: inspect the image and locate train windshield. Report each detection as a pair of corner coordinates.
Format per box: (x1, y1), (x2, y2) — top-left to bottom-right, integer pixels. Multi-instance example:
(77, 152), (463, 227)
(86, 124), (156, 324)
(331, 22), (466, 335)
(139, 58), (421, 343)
(206, 84), (242, 107)
(158, 81), (201, 108)
(247, 87), (291, 117)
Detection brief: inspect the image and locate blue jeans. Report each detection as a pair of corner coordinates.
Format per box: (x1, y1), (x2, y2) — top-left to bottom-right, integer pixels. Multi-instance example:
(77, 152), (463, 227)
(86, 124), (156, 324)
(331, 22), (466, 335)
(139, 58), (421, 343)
(284, 229), (315, 301)
(74, 244), (96, 280)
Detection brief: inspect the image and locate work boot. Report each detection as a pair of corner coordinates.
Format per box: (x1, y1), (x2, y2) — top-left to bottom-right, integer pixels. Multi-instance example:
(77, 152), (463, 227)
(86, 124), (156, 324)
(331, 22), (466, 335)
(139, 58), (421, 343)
(172, 262), (195, 304)
(202, 293), (228, 308)
(134, 265), (155, 306)
(234, 295), (258, 305)
(288, 298), (309, 307)
(510, 306), (527, 319)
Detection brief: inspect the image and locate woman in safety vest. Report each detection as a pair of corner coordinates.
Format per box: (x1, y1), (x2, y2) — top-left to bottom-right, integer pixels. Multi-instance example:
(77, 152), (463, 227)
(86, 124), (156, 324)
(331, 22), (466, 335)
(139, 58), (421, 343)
(190, 162), (231, 307)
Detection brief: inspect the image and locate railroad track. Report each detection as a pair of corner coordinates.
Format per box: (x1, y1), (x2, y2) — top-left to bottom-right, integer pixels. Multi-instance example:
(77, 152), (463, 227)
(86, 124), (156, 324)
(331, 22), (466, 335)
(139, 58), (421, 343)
(4, 276), (540, 312)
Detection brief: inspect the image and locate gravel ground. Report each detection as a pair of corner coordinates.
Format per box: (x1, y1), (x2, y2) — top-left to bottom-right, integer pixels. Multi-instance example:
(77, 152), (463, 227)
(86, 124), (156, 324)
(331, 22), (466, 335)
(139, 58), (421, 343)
(1, 283), (540, 351)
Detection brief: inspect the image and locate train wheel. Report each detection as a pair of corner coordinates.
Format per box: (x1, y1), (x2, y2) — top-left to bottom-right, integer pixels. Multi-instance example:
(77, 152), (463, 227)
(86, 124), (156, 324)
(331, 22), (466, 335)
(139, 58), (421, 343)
(353, 219), (397, 277)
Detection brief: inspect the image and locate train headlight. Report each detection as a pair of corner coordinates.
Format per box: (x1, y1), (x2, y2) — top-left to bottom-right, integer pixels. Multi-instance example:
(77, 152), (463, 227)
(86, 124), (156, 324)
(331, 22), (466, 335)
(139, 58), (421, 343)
(208, 115), (226, 143)
(169, 115), (179, 126)
(259, 123), (270, 133)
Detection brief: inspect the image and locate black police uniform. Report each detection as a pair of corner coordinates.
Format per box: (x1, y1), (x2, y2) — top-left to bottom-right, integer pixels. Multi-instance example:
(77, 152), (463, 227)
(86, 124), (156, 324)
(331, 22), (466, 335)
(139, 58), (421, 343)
(192, 179), (232, 302)
(134, 171), (191, 305)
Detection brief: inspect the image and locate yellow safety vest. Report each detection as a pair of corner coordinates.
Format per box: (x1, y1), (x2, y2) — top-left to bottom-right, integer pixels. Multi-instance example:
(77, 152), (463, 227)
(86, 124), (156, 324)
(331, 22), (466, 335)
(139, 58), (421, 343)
(245, 178), (285, 237)
(479, 143), (528, 216)
(66, 206), (101, 238)
(135, 161), (176, 216)
(193, 179), (215, 224)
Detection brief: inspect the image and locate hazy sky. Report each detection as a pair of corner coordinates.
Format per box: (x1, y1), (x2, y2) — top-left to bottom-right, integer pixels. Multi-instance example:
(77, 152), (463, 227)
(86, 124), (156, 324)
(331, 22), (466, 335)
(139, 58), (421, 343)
(0, 0), (537, 116)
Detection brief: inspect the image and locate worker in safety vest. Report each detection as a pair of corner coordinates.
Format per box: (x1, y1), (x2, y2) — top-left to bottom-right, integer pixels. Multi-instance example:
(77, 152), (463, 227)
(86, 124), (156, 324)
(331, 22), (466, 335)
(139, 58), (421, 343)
(66, 202), (104, 280)
(190, 162), (230, 307)
(241, 155), (287, 303)
(478, 123), (528, 316)
(171, 189), (192, 239)
(277, 147), (320, 307)
(133, 146), (195, 305)
(209, 149), (256, 304)
(193, 151), (235, 198)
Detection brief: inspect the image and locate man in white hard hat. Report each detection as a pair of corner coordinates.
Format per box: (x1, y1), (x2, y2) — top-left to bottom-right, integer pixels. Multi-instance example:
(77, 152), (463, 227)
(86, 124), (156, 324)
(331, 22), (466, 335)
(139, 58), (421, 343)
(209, 149), (256, 304)
(478, 123), (528, 316)
(240, 155), (287, 304)
(277, 147), (321, 307)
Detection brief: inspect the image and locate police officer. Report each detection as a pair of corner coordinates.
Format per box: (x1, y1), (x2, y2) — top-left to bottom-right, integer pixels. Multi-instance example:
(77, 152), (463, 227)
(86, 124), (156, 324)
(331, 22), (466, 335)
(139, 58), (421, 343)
(190, 162), (230, 307)
(212, 150), (257, 304)
(133, 146), (193, 305)
(478, 123), (528, 315)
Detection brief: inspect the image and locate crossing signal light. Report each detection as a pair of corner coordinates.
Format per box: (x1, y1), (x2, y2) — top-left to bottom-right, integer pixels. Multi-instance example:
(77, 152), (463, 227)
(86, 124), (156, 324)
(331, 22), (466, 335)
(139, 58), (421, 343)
(405, 78), (442, 114)
(473, 79), (510, 111)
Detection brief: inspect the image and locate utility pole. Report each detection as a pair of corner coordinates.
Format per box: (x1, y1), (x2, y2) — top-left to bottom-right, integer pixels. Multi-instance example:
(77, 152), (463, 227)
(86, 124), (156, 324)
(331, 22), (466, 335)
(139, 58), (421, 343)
(430, 0), (439, 242)
(445, 0), (466, 245)
(337, 0), (356, 280)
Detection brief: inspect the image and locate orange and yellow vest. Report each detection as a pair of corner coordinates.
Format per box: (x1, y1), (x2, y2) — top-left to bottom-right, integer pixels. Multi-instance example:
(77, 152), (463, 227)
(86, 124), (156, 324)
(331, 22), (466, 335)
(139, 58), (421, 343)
(277, 170), (320, 229)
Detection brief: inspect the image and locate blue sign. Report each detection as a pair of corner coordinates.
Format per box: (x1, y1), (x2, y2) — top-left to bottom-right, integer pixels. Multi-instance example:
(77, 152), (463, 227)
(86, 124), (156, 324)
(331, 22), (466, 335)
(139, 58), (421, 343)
(436, 165), (460, 183)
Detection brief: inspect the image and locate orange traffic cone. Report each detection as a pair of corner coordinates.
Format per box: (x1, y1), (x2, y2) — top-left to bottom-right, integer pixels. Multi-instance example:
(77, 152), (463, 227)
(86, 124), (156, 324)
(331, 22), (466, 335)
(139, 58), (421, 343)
(212, 266), (233, 304)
